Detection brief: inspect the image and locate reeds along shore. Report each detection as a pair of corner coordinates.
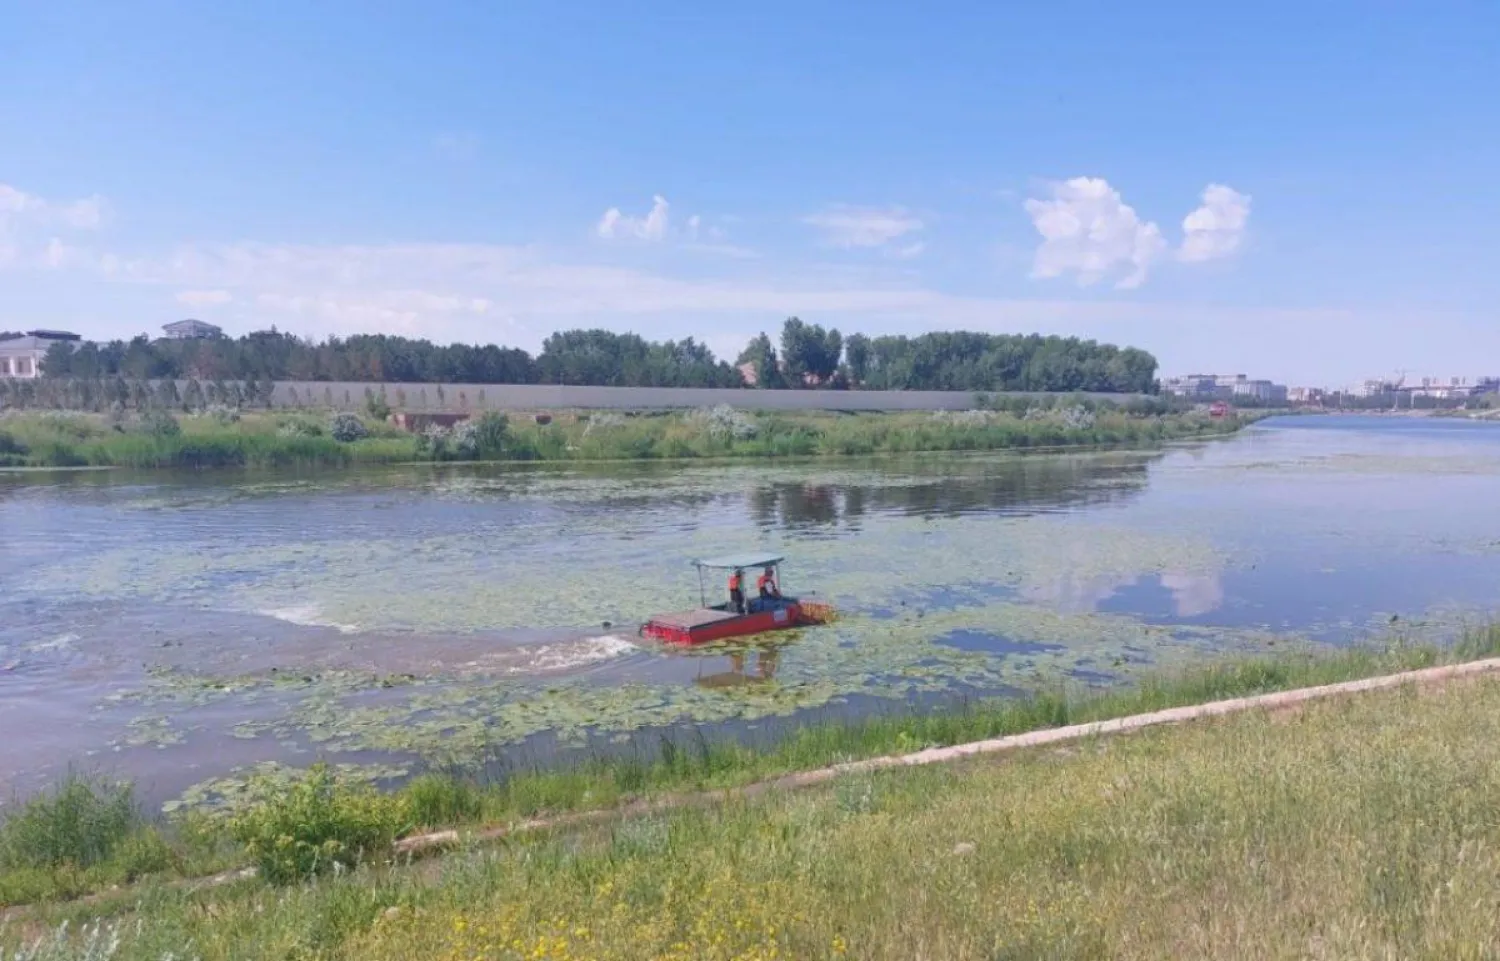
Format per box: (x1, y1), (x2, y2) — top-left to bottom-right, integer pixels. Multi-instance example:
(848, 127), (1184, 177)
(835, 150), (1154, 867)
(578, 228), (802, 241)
(0, 404), (1254, 469)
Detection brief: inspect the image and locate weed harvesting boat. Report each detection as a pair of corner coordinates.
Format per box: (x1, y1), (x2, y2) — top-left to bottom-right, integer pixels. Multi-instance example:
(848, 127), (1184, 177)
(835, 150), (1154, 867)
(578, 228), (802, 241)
(640, 552), (835, 645)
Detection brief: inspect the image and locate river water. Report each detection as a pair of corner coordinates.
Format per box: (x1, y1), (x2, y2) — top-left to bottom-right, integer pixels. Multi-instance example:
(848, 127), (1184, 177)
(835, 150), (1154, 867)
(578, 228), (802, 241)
(4, 414), (1500, 808)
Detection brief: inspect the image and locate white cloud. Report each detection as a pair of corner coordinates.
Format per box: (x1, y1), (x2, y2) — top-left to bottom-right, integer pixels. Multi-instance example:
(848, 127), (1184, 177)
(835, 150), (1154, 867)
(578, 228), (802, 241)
(0, 183), (107, 269)
(804, 205), (924, 250)
(175, 289), (234, 308)
(1024, 177), (1166, 290)
(596, 194), (671, 242)
(1179, 184), (1251, 263)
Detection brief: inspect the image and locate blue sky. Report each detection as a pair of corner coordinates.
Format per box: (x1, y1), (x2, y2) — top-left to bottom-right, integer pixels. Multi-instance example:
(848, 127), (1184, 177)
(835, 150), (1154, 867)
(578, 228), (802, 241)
(2, 1), (1497, 386)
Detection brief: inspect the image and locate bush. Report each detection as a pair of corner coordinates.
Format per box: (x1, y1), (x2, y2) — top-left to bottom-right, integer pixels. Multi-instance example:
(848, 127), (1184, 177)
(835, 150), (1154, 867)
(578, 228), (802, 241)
(688, 405), (758, 441)
(277, 418), (324, 438)
(473, 412), (510, 457)
(0, 431), (25, 456)
(329, 413), (370, 443)
(203, 403), (240, 425)
(229, 764), (408, 885)
(449, 421), (480, 459)
(415, 424), (451, 460)
(0, 775), (141, 870)
(139, 410), (180, 438)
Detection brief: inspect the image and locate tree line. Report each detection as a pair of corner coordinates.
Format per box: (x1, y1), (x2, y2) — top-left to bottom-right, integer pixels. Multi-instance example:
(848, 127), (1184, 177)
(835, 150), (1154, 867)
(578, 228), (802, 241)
(20, 319), (1159, 393)
(739, 321), (1158, 394)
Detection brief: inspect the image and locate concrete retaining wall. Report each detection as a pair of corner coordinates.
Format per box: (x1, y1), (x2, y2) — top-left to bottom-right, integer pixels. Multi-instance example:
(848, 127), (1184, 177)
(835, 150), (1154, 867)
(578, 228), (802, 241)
(264, 382), (1144, 412)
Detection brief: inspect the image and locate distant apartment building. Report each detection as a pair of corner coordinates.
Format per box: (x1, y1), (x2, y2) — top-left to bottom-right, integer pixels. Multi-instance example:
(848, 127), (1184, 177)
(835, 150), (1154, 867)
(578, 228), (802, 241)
(0, 329), (80, 379)
(162, 318), (224, 340)
(1232, 379), (1289, 404)
(1163, 373), (1287, 404)
(1287, 387), (1325, 405)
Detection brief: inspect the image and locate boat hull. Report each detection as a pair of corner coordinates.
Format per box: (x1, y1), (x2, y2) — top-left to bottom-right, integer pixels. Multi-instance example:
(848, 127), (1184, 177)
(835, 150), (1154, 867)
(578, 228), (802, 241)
(641, 600), (834, 645)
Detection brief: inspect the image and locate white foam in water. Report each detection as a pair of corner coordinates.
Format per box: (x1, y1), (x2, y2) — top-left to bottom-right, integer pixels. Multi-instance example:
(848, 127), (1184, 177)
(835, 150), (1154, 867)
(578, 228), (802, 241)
(26, 633), (79, 653)
(261, 604), (362, 635)
(507, 634), (638, 674)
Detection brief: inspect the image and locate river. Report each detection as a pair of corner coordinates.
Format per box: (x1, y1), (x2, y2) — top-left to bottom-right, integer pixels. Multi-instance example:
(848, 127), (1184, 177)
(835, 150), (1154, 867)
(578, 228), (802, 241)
(4, 414), (1500, 809)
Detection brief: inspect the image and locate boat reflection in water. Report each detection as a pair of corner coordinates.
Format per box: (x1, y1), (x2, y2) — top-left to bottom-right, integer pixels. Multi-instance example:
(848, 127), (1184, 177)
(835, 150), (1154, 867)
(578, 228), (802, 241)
(692, 643), (782, 689)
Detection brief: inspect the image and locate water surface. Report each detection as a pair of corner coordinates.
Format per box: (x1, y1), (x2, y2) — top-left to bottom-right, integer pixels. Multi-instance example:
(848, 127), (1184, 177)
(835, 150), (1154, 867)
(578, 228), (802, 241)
(4, 415), (1499, 807)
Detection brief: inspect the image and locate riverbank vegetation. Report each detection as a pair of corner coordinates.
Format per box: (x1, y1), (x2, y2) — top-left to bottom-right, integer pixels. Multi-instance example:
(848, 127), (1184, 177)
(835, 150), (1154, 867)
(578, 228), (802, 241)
(0, 401), (1249, 470)
(18, 320), (1160, 393)
(3, 626), (1497, 922)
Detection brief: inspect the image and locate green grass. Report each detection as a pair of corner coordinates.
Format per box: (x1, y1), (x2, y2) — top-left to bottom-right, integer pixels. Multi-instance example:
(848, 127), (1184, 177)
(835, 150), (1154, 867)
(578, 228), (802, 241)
(2, 625), (1496, 914)
(0, 406), (1256, 471)
(12, 636), (1500, 959)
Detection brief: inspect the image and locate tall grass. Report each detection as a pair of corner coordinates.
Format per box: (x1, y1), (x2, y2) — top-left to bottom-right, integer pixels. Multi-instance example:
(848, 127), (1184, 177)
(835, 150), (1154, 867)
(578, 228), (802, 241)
(0, 407), (1252, 471)
(14, 641), (1500, 959)
(3, 627), (1496, 910)
(0, 777), (173, 907)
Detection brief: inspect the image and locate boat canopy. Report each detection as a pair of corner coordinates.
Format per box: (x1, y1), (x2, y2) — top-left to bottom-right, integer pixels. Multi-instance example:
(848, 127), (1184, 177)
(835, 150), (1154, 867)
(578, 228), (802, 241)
(693, 552), (785, 571)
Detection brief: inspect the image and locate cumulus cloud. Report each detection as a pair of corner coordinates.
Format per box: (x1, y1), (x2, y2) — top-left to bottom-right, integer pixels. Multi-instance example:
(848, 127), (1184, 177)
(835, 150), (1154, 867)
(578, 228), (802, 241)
(175, 289), (233, 307)
(1179, 184), (1251, 263)
(1024, 177), (1166, 289)
(596, 194), (671, 242)
(804, 205), (924, 251)
(1024, 178), (1252, 287)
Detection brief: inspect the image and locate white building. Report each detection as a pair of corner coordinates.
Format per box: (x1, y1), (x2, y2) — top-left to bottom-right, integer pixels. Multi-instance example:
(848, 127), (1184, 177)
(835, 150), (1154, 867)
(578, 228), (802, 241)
(162, 319), (223, 340)
(0, 330), (80, 379)
(1232, 379), (1289, 404)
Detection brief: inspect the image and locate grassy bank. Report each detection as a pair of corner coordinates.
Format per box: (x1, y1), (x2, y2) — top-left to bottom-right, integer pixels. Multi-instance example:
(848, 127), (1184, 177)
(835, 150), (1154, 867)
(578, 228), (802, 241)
(0, 403), (1254, 470)
(3, 627), (1496, 918)
(9, 638), (1500, 958)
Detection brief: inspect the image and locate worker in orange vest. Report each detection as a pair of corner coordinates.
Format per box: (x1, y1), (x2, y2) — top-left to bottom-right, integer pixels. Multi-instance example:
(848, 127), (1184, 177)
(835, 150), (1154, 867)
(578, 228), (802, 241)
(757, 565), (780, 600)
(728, 568), (746, 614)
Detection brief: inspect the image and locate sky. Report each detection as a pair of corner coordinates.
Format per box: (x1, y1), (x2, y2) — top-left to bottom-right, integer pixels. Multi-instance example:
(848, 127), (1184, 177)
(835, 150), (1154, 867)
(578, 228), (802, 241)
(2, 1), (1497, 388)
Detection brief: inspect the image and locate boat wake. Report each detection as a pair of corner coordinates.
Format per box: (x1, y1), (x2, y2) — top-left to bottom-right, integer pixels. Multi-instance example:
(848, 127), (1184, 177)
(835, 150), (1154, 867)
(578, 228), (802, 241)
(260, 604), (362, 635)
(501, 634), (639, 674)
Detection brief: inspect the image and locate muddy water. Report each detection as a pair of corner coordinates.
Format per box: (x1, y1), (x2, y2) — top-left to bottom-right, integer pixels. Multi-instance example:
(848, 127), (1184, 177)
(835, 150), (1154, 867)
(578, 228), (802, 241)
(4, 415), (1500, 808)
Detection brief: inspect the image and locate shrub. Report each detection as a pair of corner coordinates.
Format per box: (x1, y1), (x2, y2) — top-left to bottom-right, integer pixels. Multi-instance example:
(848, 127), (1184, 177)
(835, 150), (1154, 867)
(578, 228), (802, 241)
(415, 424), (451, 460)
(450, 421), (480, 459)
(473, 412), (510, 456)
(0, 775), (141, 870)
(203, 403), (240, 425)
(139, 411), (181, 438)
(277, 418), (323, 438)
(0, 431), (24, 456)
(229, 764), (408, 885)
(688, 405), (758, 441)
(328, 413), (370, 443)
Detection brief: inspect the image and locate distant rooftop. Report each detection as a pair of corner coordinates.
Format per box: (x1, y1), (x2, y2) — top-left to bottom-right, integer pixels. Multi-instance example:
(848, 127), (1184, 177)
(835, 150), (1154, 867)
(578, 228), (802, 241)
(26, 329), (81, 341)
(162, 318), (224, 339)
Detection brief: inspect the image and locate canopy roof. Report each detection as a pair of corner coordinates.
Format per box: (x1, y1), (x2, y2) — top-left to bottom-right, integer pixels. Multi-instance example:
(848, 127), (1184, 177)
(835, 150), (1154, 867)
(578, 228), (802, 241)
(694, 552), (784, 570)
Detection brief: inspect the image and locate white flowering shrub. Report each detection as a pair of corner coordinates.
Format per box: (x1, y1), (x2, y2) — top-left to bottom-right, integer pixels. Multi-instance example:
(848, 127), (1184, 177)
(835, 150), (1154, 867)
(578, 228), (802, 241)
(689, 405), (758, 440)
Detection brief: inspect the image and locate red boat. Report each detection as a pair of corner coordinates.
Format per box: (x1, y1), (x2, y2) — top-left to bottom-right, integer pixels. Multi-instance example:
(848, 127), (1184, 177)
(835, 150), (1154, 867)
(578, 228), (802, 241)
(640, 553), (835, 645)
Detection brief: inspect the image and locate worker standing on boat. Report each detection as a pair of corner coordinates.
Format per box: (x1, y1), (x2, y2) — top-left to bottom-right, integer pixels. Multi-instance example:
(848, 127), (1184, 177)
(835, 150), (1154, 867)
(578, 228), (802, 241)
(728, 568), (746, 614)
(757, 564), (780, 600)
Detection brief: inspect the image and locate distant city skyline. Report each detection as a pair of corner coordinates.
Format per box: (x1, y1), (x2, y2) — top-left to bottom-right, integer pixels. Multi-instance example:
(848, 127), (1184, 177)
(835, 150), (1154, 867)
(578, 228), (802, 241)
(2, 2), (1498, 386)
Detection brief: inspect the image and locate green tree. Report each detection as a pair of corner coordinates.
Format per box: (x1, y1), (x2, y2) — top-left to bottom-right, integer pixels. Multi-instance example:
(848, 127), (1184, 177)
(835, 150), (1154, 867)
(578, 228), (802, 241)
(737, 333), (785, 388)
(779, 318), (843, 387)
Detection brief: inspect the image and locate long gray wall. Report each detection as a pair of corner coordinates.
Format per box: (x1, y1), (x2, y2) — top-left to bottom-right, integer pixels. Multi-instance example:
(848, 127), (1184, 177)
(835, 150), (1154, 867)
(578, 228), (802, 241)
(265, 382), (1144, 412)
